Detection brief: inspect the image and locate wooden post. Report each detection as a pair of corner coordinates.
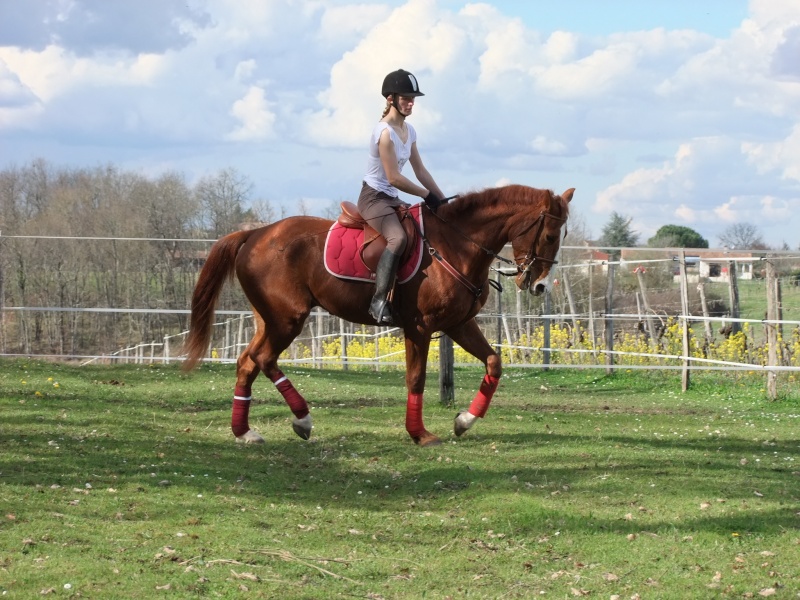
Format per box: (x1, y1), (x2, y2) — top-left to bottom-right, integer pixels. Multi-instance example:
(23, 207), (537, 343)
(439, 335), (455, 406)
(634, 267), (659, 351)
(543, 290), (551, 370)
(679, 250), (691, 391)
(765, 258), (779, 400)
(495, 262), (502, 352)
(588, 262), (597, 361)
(237, 314), (245, 359)
(164, 335), (170, 365)
(315, 309), (323, 369)
(224, 318), (231, 360)
(339, 318), (348, 371)
(374, 326), (380, 372)
(604, 263), (615, 374)
(727, 260), (741, 335)
(561, 269), (580, 347)
(697, 282), (713, 345)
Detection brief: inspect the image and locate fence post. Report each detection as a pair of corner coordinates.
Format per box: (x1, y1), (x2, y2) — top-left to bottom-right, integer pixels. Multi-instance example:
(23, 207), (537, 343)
(374, 326), (380, 372)
(494, 261), (502, 352)
(561, 269), (580, 348)
(164, 335), (170, 365)
(679, 250), (691, 392)
(543, 291), (551, 370)
(604, 263), (615, 374)
(339, 318), (348, 371)
(315, 309), (323, 369)
(237, 314), (245, 359)
(696, 282), (714, 345)
(766, 257), (779, 400)
(634, 267), (659, 351)
(439, 335), (454, 406)
(727, 260), (741, 336)
(588, 261), (597, 362)
(224, 318), (231, 360)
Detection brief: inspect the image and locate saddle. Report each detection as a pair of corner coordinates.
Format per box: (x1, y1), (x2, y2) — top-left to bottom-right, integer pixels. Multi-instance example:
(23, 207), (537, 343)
(324, 202), (425, 284)
(336, 201), (420, 272)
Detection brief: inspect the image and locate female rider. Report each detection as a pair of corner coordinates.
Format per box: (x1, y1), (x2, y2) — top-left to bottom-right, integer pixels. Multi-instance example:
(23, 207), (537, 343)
(358, 68), (446, 325)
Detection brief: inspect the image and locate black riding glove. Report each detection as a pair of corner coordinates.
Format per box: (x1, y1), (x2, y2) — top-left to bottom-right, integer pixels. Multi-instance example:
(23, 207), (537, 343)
(424, 191), (444, 213)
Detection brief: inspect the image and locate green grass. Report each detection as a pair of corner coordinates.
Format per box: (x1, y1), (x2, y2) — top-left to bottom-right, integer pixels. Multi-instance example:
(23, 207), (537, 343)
(1, 361), (799, 598)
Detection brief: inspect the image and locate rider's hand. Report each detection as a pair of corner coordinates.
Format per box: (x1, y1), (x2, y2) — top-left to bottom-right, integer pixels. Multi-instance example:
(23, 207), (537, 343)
(424, 191), (444, 213)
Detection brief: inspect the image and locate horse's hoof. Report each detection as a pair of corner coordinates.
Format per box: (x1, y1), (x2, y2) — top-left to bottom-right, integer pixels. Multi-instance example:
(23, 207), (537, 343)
(292, 415), (313, 440)
(454, 411), (477, 437)
(413, 431), (442, 447)
(236, 430), (265, 444)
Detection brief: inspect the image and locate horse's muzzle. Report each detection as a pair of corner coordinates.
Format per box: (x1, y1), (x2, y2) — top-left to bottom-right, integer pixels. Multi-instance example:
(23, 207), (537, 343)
(531, 282), (547, 296)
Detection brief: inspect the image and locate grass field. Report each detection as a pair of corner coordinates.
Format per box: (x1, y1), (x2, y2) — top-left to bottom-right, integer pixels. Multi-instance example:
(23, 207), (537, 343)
(1, 360), (799, 599)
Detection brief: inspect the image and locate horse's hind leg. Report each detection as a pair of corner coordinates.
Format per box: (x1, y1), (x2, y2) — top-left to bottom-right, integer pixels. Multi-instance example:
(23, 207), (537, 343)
(403, 334), (442, 447)
(247, 308), (314, 441)
(444, 319), (502, 437)
(231, 313), (266, 444)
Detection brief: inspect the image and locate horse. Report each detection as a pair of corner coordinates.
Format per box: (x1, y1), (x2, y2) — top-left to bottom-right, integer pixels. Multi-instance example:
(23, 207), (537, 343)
(183, 185), (573, 446)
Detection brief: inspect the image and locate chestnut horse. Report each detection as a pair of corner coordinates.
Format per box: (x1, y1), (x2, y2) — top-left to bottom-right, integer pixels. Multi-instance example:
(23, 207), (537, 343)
(183, 185), (573, 446)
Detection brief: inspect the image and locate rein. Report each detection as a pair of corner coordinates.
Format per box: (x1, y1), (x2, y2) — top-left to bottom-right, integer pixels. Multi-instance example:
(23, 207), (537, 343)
(421, 202), (566, 290)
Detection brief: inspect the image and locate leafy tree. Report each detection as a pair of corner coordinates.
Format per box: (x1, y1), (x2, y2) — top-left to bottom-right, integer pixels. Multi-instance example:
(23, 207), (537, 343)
(599, 212), (639, 254)
(647, 224), (708, 248)
(717, 223), (767, 250)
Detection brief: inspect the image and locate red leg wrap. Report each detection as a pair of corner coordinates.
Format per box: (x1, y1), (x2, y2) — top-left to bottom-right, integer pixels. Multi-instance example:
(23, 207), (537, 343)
(232, 385), (252, 437)
(468, 375), (500, 418)
(275, 377), (309, 419)
(405, 393), (425, 438)
(232, 400), (251, 437)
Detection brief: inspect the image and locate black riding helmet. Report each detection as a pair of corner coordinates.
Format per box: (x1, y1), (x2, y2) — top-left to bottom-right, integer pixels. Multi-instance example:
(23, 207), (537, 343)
(381, 69), (424, 98)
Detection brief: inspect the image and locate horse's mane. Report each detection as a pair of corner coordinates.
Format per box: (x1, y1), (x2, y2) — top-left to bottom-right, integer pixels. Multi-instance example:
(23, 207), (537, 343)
(439, 185), (570, 220)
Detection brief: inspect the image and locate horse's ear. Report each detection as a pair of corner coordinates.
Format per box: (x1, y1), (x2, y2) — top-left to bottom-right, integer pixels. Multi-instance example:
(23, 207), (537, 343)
(560, 188), (575, 203)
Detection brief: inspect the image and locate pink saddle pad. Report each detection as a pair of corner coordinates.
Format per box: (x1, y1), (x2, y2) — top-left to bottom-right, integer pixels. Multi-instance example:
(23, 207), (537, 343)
(323, 204), (424, 284)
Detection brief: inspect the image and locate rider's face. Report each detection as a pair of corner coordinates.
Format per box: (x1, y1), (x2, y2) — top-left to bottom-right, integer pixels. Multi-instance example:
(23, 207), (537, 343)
(394, 95), (415, 115)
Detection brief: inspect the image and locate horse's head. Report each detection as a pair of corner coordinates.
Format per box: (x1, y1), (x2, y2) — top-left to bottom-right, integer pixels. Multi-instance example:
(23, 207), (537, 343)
(511, 187), (573, 295)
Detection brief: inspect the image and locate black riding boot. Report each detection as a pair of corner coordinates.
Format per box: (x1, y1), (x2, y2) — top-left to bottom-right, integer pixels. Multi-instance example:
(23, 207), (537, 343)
(369, 250), (402, 325)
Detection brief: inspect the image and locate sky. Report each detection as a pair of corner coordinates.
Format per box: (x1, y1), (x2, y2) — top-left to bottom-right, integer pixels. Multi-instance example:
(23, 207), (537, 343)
(1, 0), (799, 247)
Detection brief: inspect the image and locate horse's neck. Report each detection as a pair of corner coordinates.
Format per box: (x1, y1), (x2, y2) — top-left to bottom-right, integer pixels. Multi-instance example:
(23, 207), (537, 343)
(429, 207), (511, 277)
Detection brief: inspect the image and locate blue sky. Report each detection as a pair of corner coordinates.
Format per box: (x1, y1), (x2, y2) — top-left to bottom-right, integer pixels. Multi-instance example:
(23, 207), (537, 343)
(443, 0), (749, 36)
(1, 0), (798, 247)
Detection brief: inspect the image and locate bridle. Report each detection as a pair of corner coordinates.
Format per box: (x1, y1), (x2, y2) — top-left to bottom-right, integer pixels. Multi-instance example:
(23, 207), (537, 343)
(511, 210), (568, 288)
(415, 201), (567, 297)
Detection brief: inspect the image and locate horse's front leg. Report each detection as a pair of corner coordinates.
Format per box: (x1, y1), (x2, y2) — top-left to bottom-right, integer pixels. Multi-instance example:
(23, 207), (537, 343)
(404, 334), (442, 446)
(445, 319), (502, 437)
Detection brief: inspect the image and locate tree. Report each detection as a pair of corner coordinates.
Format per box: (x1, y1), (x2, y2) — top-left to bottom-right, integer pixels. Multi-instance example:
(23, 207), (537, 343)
(195, 167), (253, 237)
(718, 223), (767, 250)
(647, 224), (709, 248)
(599, 212), (639, 253)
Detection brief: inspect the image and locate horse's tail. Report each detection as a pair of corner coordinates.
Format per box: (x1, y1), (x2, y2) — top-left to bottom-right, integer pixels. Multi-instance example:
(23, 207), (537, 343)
(182, 230), (251, 371)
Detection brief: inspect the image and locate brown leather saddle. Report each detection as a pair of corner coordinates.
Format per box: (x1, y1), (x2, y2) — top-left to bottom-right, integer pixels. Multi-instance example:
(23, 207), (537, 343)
(336, 201), (420, 272)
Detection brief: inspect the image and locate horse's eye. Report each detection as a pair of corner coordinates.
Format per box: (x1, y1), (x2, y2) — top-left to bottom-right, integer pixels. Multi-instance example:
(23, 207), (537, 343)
(545, 235), (557, 244)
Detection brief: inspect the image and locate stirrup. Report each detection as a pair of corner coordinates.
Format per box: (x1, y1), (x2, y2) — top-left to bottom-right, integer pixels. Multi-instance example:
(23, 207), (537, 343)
(369, 297), (395, 325)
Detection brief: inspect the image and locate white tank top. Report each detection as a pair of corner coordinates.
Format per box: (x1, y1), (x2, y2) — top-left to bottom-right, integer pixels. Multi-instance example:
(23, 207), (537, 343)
(363, 121), (417, 197)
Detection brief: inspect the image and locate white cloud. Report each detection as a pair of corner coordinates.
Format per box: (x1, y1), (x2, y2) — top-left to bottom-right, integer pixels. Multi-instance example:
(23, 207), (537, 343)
(226, 85), (275, 141)
(743, 123), (800, 181)
(318, 4), (393, 43)
(2, 0), (800, 244)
